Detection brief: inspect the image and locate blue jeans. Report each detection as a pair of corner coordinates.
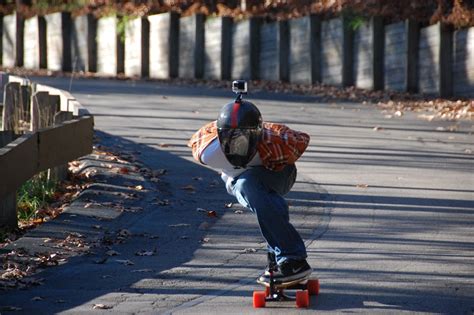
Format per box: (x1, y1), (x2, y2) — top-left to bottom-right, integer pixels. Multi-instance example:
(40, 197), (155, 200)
(228, 164), (307, 264)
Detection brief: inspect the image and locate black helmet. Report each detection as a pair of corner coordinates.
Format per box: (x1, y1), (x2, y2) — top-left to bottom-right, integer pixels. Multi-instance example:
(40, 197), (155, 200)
(217, 100), (262, 168)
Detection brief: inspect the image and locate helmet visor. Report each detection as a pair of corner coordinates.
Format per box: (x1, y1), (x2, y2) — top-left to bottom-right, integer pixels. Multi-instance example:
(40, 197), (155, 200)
(218, 128), (260, 168)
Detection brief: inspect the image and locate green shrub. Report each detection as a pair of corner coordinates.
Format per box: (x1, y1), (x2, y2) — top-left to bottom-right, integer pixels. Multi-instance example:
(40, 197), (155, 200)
(17, 172), (57, 221)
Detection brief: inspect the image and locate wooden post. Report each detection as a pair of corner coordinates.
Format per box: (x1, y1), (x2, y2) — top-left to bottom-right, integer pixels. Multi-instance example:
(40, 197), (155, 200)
(221, 17), (232, 80)
(116, 17), (125, 75)
(278, 20), (289, 82)
(342, 15), (354, 87)
(194, 14), (205, 79)
(250, 17), (261, 80)
(87, 14), (97, 72)
(372, 16), (384, 90)
(15, 13), (24, 67)
(61, 12), (72, 71)
(439, 23), (453, 97)
(38, 16), (47, 69)
(2, 82), (20, 132)
(141, 17), (150, 77)
(406, 19), (419, 93)
(169, 12), (180, 78)
(311, 15), (322, 83)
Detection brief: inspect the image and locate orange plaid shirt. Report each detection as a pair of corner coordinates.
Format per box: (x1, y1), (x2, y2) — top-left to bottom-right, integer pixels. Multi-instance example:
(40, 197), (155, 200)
(188, 121), (310, 171)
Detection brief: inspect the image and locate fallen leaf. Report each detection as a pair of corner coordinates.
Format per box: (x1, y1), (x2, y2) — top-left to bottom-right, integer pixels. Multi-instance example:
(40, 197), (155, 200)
(131, 269), (154, 273)
(169, 223), (190, 228)
(135, 185), (144, 191)
(373, 126), (384, 131)
(93, 304), (113, 310)
(207, 210), (217, 218)
(0, 306), (23, 311)
(116, 259), (135, 266)
(241, 248), (257, 253)
(135, 249), (156, 256)
(356, 184), (369, 188)
(181, 185), (196, 192)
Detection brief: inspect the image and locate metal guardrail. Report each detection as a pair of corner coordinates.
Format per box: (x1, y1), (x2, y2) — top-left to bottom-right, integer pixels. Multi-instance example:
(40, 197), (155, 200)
(0, 73), (94, 228)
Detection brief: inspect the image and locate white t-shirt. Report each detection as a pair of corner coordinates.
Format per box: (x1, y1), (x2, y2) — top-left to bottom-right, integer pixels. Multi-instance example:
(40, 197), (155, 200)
(201, 138), (262, 179)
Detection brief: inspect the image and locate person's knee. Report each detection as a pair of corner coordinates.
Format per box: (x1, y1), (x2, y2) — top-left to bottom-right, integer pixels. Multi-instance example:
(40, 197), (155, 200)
(233, 173), (261, 196)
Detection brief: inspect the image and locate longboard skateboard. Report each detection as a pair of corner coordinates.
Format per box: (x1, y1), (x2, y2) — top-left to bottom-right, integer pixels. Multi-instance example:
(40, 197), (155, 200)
(253, 274), (320, 308)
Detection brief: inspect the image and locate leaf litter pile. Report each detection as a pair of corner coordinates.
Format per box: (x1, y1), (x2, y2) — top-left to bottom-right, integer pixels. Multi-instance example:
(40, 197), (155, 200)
(0, 143), (165, 292)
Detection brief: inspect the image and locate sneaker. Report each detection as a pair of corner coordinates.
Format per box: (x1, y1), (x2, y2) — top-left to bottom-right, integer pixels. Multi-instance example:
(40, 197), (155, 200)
(258, 259), (312, 284)
(257, 252), (278, 280)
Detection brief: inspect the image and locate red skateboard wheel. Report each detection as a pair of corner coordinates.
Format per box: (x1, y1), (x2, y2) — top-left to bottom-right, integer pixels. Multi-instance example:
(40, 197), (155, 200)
(295, 290), (310, 308)
(253, 291), (266, 308)
(307, 279), (320, 295)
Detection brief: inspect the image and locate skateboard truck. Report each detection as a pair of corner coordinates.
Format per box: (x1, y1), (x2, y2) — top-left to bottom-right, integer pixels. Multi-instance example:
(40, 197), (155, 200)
(253, 266), (320, 308)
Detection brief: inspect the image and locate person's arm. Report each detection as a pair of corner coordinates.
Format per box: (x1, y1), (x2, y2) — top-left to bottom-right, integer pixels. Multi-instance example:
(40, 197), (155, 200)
(259, 123), (310, 171)
(187, 121), (218, 164)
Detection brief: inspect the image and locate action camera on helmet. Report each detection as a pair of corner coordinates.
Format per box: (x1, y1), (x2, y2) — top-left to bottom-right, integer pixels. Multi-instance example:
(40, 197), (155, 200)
(232, 80), (248, 94)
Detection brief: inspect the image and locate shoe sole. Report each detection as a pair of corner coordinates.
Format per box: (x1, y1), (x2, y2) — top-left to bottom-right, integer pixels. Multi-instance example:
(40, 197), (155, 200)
(256, 269), (312, 287)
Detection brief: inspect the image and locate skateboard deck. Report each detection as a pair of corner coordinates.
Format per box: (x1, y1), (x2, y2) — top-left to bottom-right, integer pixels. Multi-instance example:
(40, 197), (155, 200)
(253, 276), (319, 308)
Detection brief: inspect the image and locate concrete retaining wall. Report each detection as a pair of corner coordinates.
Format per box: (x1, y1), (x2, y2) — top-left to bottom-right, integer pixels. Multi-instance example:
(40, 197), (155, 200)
(353, 20), (373, 89)
(96, 16), (117, 76)
(2, 13), (17, 68)
(260, 21), (278, 81)
(148, 13), (179, 79)
(231, 19), (252, 80)
(418, 23), (440, 95)
(385, 21), (406, 92)
(321, 18), (343, 86)
(289, 17), (311, 84)
(71, 14), (96, 72)
(1, 13), (473, 97)
(454, 27), (474, 97)
(179, 14), (204, 79)
(125, 17), (149, 77)
(204, 17), (223, 79)
(23, 16), (41, 70)
(45, 12), (71, 72)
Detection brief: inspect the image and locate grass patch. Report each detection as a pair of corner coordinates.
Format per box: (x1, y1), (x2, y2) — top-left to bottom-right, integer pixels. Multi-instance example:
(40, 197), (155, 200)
(17, 172), (58, 222)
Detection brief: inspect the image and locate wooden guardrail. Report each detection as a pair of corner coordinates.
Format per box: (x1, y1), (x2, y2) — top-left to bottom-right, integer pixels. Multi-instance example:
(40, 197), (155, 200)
(0, 73), (94, 228)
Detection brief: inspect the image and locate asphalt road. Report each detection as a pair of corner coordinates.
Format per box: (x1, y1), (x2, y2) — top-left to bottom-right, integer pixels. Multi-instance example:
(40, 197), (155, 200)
(1, 76), (473, 314)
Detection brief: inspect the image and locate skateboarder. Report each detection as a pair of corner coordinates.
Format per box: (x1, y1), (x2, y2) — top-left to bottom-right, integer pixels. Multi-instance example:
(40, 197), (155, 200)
(188, 82), (312, 284)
